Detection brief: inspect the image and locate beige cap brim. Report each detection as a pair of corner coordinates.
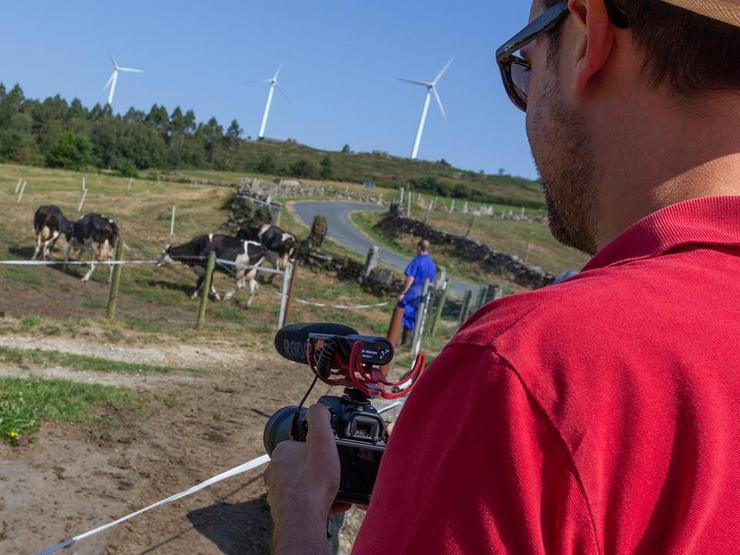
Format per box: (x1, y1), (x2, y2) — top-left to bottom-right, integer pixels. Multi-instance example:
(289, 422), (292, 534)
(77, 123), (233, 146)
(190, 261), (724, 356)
(661, 0), (740, 26)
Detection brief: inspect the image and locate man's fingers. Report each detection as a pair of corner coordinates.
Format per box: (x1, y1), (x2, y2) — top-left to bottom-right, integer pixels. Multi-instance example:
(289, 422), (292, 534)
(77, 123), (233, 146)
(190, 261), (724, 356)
(305, 403), (338, 461)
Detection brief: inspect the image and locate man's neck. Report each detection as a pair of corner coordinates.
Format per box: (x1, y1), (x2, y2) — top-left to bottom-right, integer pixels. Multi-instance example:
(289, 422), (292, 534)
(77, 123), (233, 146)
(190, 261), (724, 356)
(592, 94), (740, 250)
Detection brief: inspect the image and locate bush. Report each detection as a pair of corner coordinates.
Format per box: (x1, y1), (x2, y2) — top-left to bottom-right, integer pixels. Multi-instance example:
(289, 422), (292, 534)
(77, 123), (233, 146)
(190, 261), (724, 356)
(47, 132), (92, 170)
(118, 162), (139, 178)
(288, 158), (318, 179)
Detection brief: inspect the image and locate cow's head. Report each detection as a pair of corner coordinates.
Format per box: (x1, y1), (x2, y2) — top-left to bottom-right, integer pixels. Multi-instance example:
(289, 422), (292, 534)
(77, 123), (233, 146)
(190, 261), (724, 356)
(156, 244), (174, 267)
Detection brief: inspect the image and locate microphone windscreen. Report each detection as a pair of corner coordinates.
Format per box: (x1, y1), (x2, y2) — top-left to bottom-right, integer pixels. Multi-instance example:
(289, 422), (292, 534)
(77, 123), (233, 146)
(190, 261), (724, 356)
(274, 322), (358, 364)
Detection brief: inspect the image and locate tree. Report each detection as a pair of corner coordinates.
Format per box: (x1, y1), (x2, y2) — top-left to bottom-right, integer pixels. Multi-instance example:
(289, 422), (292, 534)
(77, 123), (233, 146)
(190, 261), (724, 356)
(341, 144), (351, 154)
(256, 154), (277, 175)
(47, 132), (92, 169)
(319, 155), (333, 179)
(289, 159), (318, 179)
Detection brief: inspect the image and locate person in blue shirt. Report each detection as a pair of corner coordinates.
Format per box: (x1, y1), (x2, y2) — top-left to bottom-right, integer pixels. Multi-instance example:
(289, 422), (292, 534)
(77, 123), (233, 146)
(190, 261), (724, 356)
(398, 239), (437, 345)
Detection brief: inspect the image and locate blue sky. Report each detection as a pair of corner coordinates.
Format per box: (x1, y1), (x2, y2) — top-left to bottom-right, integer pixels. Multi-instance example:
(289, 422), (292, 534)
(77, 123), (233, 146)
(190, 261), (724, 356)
(0, 1), (537, 179)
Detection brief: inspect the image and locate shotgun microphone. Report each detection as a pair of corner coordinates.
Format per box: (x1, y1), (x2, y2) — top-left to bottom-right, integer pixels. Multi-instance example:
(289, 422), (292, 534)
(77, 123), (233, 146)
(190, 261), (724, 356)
(274, 322), (358, 365)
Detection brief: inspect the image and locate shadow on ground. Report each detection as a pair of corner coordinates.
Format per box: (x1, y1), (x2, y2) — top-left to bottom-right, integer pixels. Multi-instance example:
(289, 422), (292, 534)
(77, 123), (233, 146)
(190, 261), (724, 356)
(186, 495), (273, 555)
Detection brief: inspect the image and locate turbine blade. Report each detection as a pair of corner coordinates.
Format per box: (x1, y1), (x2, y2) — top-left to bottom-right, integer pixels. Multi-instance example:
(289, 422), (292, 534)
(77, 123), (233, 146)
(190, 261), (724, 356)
(118, 66), (143, 73)
(275, 81), (289, 103)
(103, 71), (115, 91)
(433, 87), (447, 120)
(433, 57), (455, 85)
(273, 63), (283, 81)
(398, 78), (432, 87)
(109, 52), (118, 69)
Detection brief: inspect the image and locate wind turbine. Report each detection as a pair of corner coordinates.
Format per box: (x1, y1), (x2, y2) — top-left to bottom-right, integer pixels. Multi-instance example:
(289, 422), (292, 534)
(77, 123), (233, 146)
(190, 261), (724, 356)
(257, 65), (286, 140)
(399, 58), (454, 160)
(104, 53), (143, 107)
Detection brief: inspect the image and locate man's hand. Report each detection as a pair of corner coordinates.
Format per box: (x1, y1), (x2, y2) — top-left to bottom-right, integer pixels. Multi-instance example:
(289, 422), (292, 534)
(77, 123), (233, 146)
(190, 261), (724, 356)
(264, 403), (341, 554)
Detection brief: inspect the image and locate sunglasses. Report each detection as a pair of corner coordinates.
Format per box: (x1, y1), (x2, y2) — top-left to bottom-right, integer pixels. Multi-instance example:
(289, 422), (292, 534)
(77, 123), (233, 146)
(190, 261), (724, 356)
(495, 0), (631, 111)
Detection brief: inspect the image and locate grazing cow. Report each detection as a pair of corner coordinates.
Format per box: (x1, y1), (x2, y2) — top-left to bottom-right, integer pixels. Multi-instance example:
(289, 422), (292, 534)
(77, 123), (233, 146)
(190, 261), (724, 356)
(64, 213), (120, 283)
(237, 224), (296, 271)
(32, 205), (73, 260)
(156, 234), (266, 306)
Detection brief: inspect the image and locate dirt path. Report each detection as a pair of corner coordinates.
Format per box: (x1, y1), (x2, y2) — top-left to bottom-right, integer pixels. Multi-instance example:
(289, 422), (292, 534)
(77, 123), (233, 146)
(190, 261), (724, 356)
(0, 334), (336, 555)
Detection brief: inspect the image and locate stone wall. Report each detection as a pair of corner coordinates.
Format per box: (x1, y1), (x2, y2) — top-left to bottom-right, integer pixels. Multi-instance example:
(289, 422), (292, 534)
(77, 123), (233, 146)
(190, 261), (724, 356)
(376, 204), (554, 289)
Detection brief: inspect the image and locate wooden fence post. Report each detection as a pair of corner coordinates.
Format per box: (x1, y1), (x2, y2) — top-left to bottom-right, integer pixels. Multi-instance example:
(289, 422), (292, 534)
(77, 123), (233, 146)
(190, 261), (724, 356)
(14, 178), (22, 194)
(195, 251), (216, 330)
(423, 199), (433, 224)
(429, 279), (450, 337)
(16, 180), (27, 203)
(128, 177), (133, 192)
(363, 246), (380, 279)
(450, 199), (456, 213)
(458, 289), (472, 327)
(170, 205), (176, 236)
(106, 240), (124, 320)
(465, 215), (475, 237)
(77, 189), (88, 213)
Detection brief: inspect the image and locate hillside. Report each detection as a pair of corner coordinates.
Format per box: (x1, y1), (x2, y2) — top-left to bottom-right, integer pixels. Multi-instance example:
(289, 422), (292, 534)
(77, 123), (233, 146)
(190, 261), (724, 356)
(0, 83), (545, 210)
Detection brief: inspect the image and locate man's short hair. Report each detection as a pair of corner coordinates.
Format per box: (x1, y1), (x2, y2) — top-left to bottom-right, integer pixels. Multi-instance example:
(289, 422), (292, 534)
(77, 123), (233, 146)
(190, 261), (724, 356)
(418, 239), (431, 252)
(542, 0), (740, 95)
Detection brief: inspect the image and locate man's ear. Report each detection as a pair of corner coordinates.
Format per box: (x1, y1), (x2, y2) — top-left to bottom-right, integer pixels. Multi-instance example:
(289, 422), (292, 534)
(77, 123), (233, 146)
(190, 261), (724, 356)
(567, 0), (615, 94)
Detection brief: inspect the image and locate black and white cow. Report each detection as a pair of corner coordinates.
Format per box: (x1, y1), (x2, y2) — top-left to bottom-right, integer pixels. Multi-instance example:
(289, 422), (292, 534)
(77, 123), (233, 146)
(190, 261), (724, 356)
(156, 234), (267, 306)
(237, 224), (296, 271)
(32, 205), (73, 260)
(64, 213), (120, 283)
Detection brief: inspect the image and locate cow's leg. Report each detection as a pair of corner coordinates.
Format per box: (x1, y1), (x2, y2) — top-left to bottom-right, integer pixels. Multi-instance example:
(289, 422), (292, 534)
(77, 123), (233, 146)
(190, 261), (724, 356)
(106, 260), (115, 284)
(63, 242), (73, 270)
(246, 271), (260, 307)
(82, 260), (97, 282)
(224, 268), (246, 302)
(266, 252), (280, 284)
(210, 283), (221, 301)
(43, 231), (59, 260)
(192, 274), (204, 299)
(32, 235), (42, 260)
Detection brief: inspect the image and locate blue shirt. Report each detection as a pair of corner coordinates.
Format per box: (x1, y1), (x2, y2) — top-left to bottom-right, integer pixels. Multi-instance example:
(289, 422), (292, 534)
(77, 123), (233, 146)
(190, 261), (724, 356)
(404, 253), (437, 302)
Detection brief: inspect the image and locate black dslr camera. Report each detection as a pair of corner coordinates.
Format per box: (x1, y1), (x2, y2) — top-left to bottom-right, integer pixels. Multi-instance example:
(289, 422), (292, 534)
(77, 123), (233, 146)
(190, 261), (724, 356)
(264, 389), (387, 505)
(264, 323), (396, 505)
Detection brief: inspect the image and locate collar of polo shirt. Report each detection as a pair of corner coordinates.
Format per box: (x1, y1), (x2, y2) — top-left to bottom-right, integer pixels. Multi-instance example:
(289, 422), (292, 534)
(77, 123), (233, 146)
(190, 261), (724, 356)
(661, 0), (740, 26)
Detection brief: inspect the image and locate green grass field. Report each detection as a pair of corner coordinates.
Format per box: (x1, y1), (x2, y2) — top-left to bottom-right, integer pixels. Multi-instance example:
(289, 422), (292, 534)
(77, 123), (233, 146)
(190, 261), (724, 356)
(352, 207), (589, 280)
(0, 377), (145, 445)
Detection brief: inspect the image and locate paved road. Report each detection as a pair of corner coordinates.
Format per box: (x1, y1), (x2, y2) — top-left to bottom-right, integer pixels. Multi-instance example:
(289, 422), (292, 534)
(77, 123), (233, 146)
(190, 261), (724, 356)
(291, 201), (477, 298)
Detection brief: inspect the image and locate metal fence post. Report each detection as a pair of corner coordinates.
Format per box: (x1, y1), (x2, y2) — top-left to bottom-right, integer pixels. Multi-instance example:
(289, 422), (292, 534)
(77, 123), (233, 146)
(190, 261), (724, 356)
(412, 282), (432, 358)
(106, 240), (124, 320)
(282, 261), (298, 327)
(411, 279), (430, 354)
(277, 261), (293, 330)
(195, 251), (216, 330)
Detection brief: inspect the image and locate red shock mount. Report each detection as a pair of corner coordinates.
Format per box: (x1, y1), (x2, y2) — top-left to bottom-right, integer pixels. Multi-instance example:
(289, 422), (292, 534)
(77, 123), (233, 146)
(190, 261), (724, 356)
(307, 339), (426, 400)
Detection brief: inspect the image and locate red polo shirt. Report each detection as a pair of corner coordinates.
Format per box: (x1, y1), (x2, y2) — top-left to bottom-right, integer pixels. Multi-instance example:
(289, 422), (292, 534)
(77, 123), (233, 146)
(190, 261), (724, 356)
(353, 197), (740, 554)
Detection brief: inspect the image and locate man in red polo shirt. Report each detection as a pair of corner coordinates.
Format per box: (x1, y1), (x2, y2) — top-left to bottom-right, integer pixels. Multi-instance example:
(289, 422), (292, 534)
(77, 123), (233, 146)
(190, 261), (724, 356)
(264, 0), (740, 552)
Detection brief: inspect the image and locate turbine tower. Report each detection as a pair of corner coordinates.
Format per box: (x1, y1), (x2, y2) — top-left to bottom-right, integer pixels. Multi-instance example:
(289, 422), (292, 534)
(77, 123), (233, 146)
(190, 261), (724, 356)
(257, 65), (285, 140)
(104, 53), (143, 107)
(399, 58), (454, 160)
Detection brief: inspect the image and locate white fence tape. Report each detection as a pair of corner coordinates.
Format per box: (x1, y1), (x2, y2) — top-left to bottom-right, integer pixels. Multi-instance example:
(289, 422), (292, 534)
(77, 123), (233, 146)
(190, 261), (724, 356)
(0, 258), (284, 275)
(0, 259), (158, 266)
(294, 298), (389, 310)
(34, 401), (404, 555)
(274, 292), (388, 311)
(35, 454), (271, 555)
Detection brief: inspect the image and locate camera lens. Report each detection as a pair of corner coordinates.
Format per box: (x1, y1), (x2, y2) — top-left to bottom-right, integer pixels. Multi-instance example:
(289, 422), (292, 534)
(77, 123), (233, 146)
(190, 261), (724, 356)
(263, 405), (300, 455)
